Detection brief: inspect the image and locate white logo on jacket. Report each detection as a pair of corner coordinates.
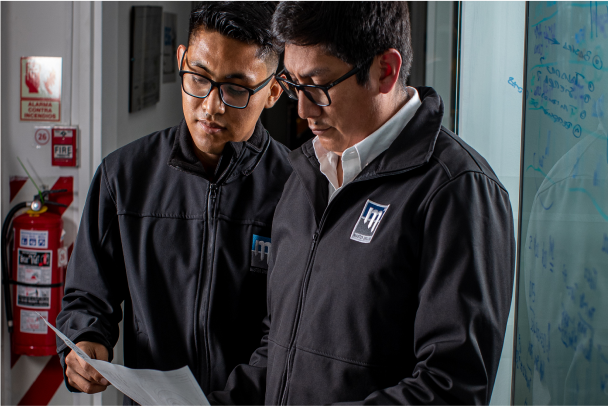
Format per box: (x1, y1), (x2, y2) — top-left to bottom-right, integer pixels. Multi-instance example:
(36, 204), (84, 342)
(252, 234), (271, 263)
(350, 200), (390, 243)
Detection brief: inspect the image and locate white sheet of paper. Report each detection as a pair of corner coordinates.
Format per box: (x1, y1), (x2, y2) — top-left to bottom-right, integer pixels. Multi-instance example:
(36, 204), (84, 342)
(39, 314), (210, 406)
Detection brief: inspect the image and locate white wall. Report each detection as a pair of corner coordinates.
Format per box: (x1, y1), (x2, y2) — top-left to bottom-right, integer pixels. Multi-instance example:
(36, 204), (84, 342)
(1, 2), (100, 404)
(101, 1), (192, 158)
(1, 2), (190, 405)
(458, 2), (527, 405)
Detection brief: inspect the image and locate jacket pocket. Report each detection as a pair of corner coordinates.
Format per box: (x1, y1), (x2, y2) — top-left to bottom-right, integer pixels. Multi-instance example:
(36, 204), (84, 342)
(286, 347), (394, 404)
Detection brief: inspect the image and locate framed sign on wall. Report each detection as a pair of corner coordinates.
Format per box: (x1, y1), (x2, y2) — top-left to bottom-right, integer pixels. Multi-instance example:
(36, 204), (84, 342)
(20, 56), (62, 122)
(130, 6), (162, 113)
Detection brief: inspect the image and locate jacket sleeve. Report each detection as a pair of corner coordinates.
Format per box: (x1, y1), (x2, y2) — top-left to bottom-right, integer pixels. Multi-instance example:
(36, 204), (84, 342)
(56, 162), (128, 390)
(343, 172), (515, 405)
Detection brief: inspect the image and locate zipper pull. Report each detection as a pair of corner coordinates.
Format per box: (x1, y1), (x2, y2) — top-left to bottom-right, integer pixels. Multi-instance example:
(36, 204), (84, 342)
(209, 185), (218, 200)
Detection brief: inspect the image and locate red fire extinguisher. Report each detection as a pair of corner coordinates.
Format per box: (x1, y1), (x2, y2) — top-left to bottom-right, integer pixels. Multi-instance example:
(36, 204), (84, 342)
(2, 189), (67, 356)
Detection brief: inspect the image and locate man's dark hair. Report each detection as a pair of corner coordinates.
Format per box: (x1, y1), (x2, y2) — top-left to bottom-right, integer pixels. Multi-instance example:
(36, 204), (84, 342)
(272, 2), (412, 88)
(189, 2), (282, 69)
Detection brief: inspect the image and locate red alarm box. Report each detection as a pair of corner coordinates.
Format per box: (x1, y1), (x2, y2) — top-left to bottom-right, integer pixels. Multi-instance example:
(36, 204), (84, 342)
(52, 127), (78, 167)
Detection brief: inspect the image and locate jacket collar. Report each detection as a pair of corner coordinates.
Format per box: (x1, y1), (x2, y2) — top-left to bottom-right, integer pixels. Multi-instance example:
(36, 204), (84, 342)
(289, 87), (443, 222)
(289, 144), (330, 225)
(373, 86), (443, 174)
(168, 118), (269, 183)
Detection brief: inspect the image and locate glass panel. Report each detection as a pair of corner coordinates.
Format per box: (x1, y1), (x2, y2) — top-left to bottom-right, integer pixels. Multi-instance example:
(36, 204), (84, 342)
(263, 2), (462, 149)
(458, 2), (527, 405)
(425, 1), (458, 130)
(513, 2), (608, 404)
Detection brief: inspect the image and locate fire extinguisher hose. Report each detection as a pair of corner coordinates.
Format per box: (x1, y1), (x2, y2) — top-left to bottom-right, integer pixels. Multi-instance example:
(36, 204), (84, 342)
(2, 202), (28, 333)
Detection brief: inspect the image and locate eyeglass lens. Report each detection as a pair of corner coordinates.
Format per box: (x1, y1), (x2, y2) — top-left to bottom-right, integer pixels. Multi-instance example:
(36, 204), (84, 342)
(279, 79), (330, 107)
(182, 72), (251, 108)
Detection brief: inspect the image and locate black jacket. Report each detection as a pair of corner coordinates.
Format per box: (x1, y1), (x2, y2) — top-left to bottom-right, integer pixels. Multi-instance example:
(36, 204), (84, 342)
(56, 119), (292, 398)
(209, 87), (515, 405)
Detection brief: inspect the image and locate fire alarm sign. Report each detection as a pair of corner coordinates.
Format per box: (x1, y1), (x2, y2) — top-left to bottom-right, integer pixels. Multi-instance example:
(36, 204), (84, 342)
(52, 127), (78, 167)
(20, 57), (62, 122)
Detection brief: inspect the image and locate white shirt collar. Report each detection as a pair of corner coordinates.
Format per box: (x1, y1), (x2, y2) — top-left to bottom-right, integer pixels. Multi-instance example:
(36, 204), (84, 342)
(313, 87), (422, 202)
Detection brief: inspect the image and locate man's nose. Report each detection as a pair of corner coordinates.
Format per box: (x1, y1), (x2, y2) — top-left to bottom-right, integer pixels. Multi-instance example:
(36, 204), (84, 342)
(202, 87), (225, 116)
(297, 91), (322, 120)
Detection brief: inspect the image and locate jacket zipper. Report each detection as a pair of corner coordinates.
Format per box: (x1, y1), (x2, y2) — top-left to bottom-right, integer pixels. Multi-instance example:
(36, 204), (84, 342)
(175, 143), (259, 390)
(276, 165), (424, 404)
(278, 231), (318, 405)
(191, 143), (251, 390)
(194, 183), (219, 391)
(204, 183), (218, 390)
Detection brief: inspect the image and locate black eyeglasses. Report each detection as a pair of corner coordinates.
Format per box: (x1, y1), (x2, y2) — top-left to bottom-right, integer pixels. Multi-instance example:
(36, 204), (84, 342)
(178, 49), (275, 109)
(275, 58), (374, 107)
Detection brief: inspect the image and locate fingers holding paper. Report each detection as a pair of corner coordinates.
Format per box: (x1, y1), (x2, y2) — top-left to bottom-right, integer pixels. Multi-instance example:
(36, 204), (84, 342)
(65, 341), (111, 394)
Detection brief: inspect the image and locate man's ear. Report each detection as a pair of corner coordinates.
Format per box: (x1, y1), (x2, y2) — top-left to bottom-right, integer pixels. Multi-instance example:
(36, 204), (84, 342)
(376, 48), (402, 94)
(176, 45), (187, 69)
(264, 78), (284, 109)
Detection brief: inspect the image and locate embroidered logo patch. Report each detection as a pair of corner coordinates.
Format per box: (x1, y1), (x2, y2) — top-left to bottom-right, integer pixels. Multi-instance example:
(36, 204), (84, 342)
(350, 200), (390, 243)
(251, 234), (272, 266)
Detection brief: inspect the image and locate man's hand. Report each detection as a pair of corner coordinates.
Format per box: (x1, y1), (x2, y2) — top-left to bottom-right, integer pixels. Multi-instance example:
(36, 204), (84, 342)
(65, 341), (111, 394)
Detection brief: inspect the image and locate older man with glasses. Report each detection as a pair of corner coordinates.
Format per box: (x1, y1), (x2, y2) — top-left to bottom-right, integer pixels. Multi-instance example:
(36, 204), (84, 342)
(209, 2), (515, 405)
(56, 2), (291, 404)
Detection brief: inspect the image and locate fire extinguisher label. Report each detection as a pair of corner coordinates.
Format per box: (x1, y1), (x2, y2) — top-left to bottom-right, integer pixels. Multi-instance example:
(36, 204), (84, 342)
(58, 247), (68, 267)
(16, 249), (52, 309)
(19, 229), (49, 249)
(20, 309), (48, 334)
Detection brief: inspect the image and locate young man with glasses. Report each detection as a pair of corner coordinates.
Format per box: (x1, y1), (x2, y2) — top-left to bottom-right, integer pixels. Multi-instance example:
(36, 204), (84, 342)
(210, 2), (515, 405)
(56, 3), (291, 403)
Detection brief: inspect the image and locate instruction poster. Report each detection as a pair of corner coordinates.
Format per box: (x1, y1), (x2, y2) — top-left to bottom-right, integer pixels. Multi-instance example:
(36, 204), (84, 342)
(20, 56), (62, 122)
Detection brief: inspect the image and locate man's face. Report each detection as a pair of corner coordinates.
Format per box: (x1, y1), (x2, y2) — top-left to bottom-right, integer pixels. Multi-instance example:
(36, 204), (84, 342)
(283, 44), (380, 155)
(177, 29), (281, 156)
